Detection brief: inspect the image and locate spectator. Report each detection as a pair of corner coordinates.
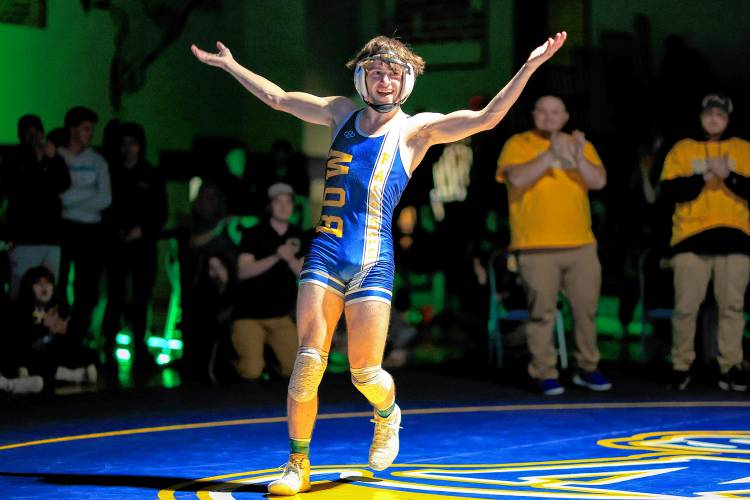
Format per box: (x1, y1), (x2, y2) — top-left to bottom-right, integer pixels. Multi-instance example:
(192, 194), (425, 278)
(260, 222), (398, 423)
(660, 94), (750, 391)
(2, 115), (70, 299)
(0, 279), (44, 396)
(617, 136), (663, 356)
(496, 95), (610, 396)
(102, 122), (167, 375)
(58, 106), (111, 341)
(46, 127), (68, 151)
(231, 182), (303, 380)
(183, 253), (236, 382)
(10, 266), (97, 390)
(179, 180), (237, 381)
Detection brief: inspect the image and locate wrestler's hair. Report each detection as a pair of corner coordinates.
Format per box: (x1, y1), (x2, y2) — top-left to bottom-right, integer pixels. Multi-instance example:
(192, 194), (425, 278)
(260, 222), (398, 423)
(346, 36), (425, 76)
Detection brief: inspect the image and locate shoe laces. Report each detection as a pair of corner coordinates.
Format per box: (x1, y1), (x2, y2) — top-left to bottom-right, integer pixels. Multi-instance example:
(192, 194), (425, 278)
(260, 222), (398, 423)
(278, 455), (305, 481)
(370, 416), (401, 448)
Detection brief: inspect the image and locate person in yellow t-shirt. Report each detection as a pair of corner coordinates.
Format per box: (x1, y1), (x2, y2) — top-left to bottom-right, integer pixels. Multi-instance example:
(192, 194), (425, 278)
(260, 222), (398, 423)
(496, 95), (610, 396)
(660, 94), (750, 392)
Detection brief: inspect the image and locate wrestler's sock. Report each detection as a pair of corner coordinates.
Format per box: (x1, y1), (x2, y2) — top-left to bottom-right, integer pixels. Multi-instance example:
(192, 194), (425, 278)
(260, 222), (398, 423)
(376, 402), (396, 419)
(290, 438), (311, 456)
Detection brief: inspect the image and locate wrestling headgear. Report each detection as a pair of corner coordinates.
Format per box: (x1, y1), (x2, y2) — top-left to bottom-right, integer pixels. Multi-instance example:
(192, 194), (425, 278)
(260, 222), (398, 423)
(354, 52), (415, 113)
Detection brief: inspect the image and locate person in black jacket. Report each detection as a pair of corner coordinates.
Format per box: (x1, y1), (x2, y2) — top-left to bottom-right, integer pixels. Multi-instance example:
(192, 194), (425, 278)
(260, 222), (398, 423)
(2, 115), (70, 299)
(102, 122), (167, 376)
(660, 94), (750, 392)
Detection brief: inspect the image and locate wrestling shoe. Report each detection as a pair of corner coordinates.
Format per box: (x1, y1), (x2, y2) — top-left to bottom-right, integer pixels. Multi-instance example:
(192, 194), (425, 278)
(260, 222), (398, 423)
(369, 404), (401, 471)
(267, 453), (310, 496)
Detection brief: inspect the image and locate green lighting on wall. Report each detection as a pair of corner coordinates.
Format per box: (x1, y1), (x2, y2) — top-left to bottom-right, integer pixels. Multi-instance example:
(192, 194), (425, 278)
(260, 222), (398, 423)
(227, 215), (260, 245)
(66, 264), (75, 306)
(161, 368), (181, 388)
(225, 148), (246, 178)
(406, 309), (423, 324)
(420, 205), (436, 233)
(146, 337), (162, 348)
(167, 339), (183, 350)
(146, 337), (183, 350)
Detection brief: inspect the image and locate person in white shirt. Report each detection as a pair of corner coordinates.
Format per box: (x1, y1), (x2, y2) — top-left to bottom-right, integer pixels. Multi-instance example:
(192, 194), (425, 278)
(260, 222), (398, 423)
(58, 106), (111, 344)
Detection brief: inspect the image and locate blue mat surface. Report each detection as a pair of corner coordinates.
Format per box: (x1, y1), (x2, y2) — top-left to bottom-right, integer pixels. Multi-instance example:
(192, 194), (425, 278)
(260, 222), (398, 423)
(2, 402), (750, 498)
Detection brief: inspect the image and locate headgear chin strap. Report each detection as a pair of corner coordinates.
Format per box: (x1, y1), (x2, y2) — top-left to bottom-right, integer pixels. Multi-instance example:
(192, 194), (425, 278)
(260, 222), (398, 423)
(354, 52), (415, 113)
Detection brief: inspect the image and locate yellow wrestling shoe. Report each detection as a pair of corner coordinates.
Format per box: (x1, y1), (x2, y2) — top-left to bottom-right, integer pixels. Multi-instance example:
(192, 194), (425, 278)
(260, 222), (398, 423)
(369, 404), (401, 471)
(267, 453), (311, 496)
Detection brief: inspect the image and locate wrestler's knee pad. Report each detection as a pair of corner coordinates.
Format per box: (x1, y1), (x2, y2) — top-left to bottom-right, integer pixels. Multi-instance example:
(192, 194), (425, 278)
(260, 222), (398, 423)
(350, 365), (394, 405)
(288, 347), (328, 402)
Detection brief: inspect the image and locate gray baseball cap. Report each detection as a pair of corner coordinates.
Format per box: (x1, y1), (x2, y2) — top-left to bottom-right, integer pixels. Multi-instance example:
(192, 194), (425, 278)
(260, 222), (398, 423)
(267, 182), (294, 200)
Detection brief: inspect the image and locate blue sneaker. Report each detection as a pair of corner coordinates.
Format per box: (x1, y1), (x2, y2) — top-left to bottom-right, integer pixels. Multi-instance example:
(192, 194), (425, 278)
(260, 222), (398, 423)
(539, 378), (565, 396)
(572, 370), (612, 391)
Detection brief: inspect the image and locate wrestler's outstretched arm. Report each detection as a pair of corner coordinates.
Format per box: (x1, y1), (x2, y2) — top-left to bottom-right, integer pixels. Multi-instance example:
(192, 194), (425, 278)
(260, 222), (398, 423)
(406, 32), (567, 150)
(191, 41), (355, 128)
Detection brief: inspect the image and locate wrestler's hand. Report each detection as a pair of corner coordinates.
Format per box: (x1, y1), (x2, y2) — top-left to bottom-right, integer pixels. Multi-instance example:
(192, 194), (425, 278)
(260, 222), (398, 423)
(526, 32), (567, 68)
(191, 41), (235, 69)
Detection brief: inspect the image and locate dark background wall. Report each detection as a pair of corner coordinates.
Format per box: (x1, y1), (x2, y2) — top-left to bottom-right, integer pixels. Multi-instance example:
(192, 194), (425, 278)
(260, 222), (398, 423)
(2, 0), (750, 159)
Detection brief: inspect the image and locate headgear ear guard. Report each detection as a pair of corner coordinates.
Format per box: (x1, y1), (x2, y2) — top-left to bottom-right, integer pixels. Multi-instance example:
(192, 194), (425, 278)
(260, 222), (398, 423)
(354, 52), (415, 113)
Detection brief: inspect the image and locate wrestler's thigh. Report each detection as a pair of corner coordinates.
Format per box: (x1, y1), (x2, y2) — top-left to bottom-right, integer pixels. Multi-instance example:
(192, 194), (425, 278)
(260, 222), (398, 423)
(345, 299), (391, 367)
(296, 282), (344, 351)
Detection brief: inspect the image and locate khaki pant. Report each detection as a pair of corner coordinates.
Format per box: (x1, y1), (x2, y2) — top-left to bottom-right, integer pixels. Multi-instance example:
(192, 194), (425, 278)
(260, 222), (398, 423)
(231, 316), (298, 380)
(517, 244), (601, 380)
(671, 252), (750, 373)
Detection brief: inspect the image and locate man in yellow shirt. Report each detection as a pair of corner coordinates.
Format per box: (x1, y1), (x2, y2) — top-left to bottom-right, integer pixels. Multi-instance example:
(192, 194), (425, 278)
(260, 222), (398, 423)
(660, 94), (750, 391)
(496, 95), (610, 395)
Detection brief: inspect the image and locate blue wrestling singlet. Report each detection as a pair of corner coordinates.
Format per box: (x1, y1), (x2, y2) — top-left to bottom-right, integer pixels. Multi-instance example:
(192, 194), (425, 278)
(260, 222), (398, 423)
(301, 109), (411, 304)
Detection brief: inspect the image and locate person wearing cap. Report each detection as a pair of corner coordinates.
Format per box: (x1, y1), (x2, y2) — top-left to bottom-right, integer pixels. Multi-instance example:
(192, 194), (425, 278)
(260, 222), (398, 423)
(496, 95), (610, 397)
(192, 31), (566, 495)
(231, 182), (304, 385)
(661, 94), (750, 392)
